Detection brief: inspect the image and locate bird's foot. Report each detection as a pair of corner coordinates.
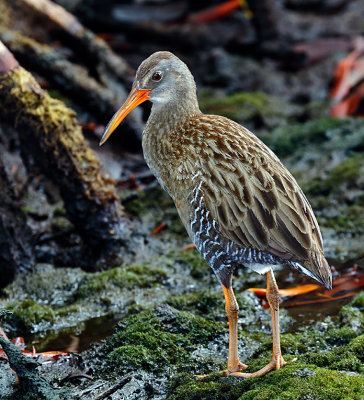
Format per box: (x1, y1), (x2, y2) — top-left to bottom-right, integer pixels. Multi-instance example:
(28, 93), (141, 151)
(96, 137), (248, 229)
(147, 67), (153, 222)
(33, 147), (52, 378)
(230, 355), (286, 378)
(228, 360), (248, 373)
(197, 361), (248, 379)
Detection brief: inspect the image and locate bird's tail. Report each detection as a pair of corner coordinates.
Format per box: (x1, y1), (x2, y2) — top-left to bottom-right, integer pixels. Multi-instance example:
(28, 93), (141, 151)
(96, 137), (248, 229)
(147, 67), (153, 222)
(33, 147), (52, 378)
(295, 252), (332, 290)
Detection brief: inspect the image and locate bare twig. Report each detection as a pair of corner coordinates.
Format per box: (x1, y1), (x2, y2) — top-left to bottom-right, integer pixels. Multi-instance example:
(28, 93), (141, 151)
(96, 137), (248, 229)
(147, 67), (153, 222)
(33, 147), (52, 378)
(93, 373), (133, 400)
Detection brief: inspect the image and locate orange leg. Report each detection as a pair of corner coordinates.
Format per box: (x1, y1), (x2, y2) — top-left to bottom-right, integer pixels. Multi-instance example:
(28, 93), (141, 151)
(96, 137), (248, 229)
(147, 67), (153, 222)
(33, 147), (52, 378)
(222, 285), (248, 373)
(231, 269), (286, 378)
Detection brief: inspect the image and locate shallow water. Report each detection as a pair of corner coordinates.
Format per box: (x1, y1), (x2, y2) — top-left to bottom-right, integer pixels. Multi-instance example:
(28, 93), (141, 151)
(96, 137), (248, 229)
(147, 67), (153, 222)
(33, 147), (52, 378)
(25, 260), (363, 353)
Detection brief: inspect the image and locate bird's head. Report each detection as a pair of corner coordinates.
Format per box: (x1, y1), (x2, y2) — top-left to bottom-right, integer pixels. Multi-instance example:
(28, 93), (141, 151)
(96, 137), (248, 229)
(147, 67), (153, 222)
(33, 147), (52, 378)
(99, 51), (198, 145)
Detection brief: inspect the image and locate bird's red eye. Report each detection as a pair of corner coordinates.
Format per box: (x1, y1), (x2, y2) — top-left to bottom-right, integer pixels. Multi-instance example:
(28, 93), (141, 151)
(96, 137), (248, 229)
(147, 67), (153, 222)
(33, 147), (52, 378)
(152, 71), (162, 81)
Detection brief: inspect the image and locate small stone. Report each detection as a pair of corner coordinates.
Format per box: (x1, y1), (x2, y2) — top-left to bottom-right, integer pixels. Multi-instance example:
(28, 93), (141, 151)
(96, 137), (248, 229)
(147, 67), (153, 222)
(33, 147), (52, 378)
(293, 367), (316, 376)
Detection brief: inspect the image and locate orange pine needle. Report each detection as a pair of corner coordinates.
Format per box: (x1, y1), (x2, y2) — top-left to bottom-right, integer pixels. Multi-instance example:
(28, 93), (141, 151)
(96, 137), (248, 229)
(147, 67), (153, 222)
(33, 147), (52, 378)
(182, 243), (196, 251)
(330, 49), (362, 100)
(150, 222), (168, 236)
(187, 0), (241, 24)
(248, 283), (320, 298)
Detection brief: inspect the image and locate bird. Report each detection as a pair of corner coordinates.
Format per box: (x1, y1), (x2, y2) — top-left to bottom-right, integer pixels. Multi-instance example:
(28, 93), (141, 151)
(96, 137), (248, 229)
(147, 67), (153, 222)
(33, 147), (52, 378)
(99, 51), (332, 377)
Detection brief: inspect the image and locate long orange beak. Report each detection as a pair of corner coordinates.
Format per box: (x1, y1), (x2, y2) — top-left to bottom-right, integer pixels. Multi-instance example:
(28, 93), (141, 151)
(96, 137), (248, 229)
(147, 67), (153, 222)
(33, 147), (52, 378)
(99, 88), (151, 146)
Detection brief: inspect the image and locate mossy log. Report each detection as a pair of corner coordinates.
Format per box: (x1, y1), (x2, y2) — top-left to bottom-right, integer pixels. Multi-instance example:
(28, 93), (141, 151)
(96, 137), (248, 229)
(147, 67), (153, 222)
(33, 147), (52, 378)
(0, 42), (129, 255)
(0, 154), (34, 288)
(0, 30), (142, 136)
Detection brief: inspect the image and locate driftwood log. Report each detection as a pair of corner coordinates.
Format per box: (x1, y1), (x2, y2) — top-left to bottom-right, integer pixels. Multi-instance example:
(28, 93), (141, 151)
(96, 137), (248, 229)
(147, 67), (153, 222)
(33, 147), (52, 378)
(0, 42), (130, 263)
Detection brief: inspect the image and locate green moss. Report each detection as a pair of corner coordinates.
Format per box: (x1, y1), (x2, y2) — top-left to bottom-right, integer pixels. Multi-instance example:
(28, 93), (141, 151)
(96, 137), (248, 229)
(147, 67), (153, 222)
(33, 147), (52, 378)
(51, 216), (73, 230)
(348, 335), (364, 361)
(171, 248), (211, 280)
(240, 363), (364, 400)
(53, 206), (67, 217)
(123, 185), (173, 217)
(55, 302), (80, 317)
(350, 291), (364, 309)
(319, 203), (364, 234)
(167, 289), (223, 318)
(199, 91), (295, 127)
(76, 263), (168, 298)
(261, 117), (364, 158)
(168, 373), (250, 400)
(330, 154), (364, 185)
(302, 343), (363, 372)
(168, 362), (364, 400)
(99, 305), (225, 376)
(241, 325), (359, 375)
(0, 66), (118, 204)
(261, 117), (343, 158)
(339, 305), (364, 333)
(8, 299), (55, 331)
(307, 155), (364, 197)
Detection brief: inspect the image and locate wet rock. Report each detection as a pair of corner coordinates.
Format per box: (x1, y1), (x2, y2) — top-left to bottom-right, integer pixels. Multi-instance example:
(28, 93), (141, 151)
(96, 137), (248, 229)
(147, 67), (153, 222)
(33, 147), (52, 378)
(112, 2), (187, 24)
(165, 294), (364, 399)
(0, 336), (70, 400)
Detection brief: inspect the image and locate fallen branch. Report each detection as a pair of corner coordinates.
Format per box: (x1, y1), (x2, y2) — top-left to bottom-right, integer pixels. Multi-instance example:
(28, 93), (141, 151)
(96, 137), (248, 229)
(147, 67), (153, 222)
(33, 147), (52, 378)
(0, 31), (141, 126)
(15, 0), (134, 88)
(0, 42), (130, 257)
(93, 373), (133, 400)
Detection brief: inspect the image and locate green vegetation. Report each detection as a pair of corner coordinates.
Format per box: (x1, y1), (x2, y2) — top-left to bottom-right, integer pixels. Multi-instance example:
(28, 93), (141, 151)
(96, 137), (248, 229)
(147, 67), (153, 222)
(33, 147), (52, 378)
(168, 363), (364, 400)
(76, 263), (168, 298)
(261, 117), (364, 158)
(100, 305), (225, 376)
(199, 90), (297, 128)
(7, 299), (55, 331)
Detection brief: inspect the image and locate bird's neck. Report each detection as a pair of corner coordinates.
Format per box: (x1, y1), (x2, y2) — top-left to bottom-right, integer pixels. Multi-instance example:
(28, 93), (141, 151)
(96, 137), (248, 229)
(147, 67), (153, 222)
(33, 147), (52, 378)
(142, 94), (201, 197)
(146, 94), (201, 135)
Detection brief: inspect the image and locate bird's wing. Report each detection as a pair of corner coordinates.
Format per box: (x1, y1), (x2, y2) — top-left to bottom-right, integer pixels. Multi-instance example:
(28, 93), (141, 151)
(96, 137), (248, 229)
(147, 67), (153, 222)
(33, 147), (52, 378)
(183, 115), (324, 266)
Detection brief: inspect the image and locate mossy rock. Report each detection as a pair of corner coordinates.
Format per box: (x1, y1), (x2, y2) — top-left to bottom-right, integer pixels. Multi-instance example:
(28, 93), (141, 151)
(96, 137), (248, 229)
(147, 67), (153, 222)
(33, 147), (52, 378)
(7, 299), (55, 332)
(350, 291), (364, 310)
(171, 248), (211, 281)
(167, 288), (223, 318)
(261, 117), (364, 159)
(168, 363), (364, 400)
(76, 263), (168, 298)
(199, 90), (297, 129)
(123, 185), (173, 217)
(97, 305), (226, 376)
(166, 293), (364, 399)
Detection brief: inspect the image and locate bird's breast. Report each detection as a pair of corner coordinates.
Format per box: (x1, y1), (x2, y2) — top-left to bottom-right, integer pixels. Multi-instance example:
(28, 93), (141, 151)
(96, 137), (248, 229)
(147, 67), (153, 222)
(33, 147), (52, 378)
(142, 126), (190, 200)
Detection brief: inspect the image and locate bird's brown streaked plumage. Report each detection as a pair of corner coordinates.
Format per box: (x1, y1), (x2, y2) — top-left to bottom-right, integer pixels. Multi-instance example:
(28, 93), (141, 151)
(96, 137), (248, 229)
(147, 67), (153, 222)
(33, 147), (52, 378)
(100, 51), (332, 378)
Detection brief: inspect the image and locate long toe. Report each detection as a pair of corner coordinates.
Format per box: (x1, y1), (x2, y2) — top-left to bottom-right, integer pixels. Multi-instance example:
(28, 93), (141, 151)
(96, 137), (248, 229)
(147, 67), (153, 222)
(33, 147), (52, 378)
(230, 356), (286, 378)
(197, 361), (248, 379)
(237, 361), (248, 371)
